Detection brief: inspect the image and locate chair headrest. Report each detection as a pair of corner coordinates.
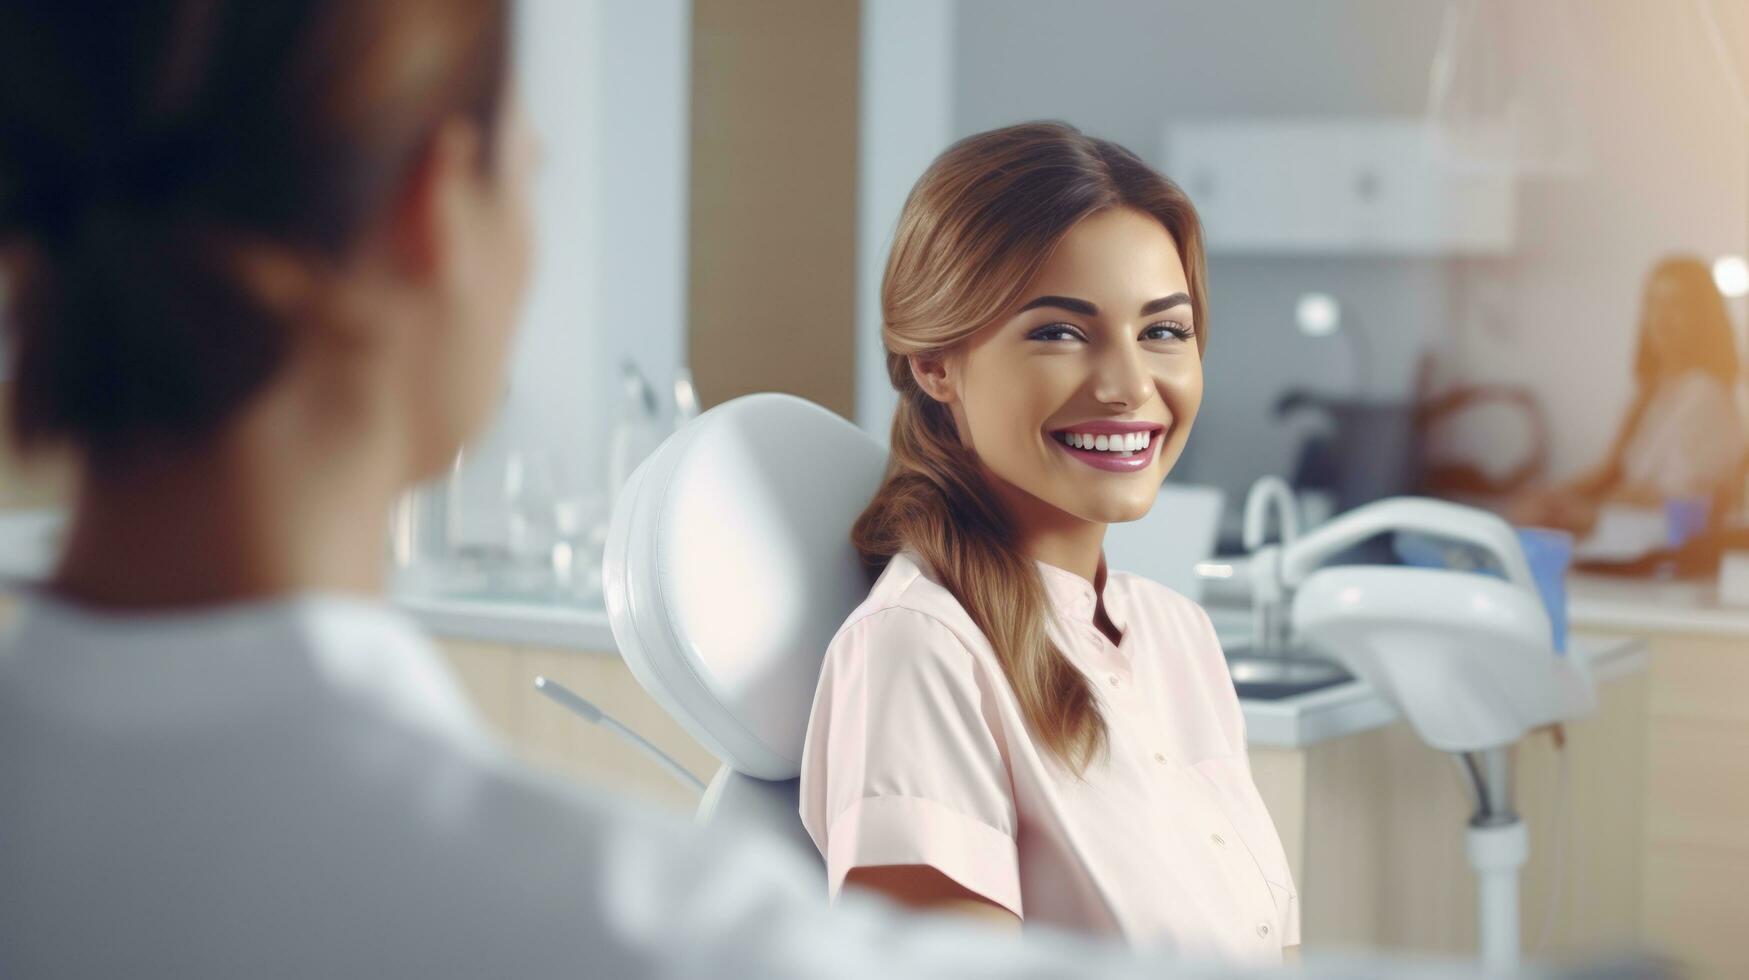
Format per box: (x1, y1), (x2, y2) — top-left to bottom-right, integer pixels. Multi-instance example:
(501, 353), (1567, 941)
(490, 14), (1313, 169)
(602, 394), (888, 780)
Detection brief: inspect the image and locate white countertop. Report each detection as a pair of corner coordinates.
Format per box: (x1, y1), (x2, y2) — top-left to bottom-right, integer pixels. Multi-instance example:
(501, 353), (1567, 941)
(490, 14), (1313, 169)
(1567, 572), (1749, 638)
(0, 509), (622, 652)
(391, 598), (1647, 749)
(403, 598), (1647, 749)
(396, 595), (618, 651)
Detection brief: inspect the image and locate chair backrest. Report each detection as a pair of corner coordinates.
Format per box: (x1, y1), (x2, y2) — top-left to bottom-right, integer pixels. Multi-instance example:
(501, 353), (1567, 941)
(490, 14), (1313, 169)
(602, 393), (888, 781)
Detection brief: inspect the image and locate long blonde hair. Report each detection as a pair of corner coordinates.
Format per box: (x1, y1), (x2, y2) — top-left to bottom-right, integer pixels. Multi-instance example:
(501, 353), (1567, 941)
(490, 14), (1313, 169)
(852, 121), (1208, 772)
(1608, 255), (1745, 461)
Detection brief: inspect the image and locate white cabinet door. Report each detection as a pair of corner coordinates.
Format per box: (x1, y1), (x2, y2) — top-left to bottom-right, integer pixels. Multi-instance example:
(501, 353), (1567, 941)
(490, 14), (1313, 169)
(1165, 118), (1515, 255)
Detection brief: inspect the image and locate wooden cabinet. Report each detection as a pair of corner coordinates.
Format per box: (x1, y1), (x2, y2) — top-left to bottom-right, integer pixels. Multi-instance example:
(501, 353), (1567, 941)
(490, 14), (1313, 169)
(436, 639), (719, 815)
(1612, 629), (1749, 980)
(1245, 664), (1647, 960)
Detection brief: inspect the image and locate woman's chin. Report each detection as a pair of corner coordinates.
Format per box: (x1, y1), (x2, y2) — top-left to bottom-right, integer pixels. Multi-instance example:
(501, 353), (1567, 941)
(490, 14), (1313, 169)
(1057, 486), (1159, 525)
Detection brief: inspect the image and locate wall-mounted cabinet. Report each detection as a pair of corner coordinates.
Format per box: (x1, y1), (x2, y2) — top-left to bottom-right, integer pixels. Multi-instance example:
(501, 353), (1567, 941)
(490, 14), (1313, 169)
(1164, 118), (1515, 255)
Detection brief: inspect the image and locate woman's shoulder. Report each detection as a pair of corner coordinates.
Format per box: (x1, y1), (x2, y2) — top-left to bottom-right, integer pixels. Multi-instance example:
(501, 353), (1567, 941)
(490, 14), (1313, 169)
(826, 552), (992, 671)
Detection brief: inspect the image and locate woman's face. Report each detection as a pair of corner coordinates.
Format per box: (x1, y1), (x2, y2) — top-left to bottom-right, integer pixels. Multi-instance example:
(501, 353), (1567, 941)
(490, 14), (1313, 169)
(1642, 267), (1689, 370)
(934, 207), (1203, 526)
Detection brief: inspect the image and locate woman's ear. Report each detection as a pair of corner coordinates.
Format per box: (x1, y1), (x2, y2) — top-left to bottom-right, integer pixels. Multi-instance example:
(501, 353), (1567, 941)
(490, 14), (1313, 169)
(908, 353), (957, 405)
(385, 117), (486, 283)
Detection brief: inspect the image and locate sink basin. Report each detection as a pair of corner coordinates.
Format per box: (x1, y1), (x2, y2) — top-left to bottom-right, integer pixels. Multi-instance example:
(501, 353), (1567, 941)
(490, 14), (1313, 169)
(1224, 644), (1351, 700)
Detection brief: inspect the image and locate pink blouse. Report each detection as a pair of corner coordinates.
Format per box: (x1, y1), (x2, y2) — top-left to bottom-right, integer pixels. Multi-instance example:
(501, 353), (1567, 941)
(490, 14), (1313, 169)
(798, 550), (1299, 966)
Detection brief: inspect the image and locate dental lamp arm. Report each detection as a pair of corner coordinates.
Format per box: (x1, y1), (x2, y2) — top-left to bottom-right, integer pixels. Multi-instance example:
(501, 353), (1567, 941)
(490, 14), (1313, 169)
(1278, 497), (1535, 591)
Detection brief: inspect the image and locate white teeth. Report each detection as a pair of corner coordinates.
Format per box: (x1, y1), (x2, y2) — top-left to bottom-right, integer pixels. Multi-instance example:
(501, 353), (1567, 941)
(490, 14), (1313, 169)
(1057, 429), (1159, 453)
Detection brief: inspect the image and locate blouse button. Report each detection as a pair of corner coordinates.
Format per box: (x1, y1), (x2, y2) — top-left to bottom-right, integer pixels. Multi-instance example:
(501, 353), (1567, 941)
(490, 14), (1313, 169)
(1257, 922), (1271, 939)
(1211, 832), (1226, 847)
(1107, 674), (1121, 687)
(1153, 752), (1168, 765)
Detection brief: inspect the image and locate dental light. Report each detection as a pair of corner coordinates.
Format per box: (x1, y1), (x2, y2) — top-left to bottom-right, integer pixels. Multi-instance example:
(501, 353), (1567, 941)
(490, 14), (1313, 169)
(1259, 496), (1597, 970)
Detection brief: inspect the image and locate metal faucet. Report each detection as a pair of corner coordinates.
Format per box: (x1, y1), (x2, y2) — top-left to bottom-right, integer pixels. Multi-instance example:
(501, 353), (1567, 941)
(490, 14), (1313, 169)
(1242, 476), (1301, 654)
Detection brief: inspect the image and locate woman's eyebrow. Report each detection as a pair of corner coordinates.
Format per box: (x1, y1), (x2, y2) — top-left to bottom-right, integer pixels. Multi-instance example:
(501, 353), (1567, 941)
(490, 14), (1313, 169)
(1140, 292), (1192, 315)
(1018, 294), (1099, 315)
(1017, 292), (1192, 317)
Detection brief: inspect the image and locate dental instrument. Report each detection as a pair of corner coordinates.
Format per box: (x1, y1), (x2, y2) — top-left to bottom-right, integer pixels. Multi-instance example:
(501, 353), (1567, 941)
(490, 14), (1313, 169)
(533, 676), (705, 792)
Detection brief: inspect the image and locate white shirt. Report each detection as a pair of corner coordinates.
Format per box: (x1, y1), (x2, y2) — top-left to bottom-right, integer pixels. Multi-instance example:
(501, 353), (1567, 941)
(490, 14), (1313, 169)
(0, 589), (1227, 979)
(800, 552), (1297, 967)
(1619, 370), (1746, 498)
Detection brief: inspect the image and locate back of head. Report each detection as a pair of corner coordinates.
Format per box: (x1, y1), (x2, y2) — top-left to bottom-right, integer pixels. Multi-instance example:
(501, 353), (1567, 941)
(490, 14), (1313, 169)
(0, 0), (510, 465)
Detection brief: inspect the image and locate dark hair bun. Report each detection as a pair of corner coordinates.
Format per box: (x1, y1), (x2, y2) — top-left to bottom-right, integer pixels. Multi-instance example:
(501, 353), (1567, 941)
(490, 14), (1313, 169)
(0, 0), (510, 457)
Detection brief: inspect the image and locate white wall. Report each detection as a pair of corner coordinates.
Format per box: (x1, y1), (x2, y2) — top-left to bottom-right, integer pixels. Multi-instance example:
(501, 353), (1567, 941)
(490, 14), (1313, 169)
(855, 0), (957, 440)
(502, 0), (605, 462)
(450, 0), (691, 544)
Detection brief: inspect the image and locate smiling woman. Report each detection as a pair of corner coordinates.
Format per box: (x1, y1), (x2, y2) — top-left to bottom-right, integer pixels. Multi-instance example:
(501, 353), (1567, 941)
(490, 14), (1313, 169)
(797, 122), (1300, 966)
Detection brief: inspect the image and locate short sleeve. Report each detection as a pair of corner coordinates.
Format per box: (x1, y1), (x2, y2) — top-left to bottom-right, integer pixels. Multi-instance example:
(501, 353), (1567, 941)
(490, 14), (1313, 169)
(797, 607), (1022, 917)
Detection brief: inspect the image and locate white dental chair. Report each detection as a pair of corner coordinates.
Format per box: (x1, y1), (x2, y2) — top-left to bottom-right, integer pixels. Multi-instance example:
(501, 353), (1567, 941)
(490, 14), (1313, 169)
(1256, 495), (1598, 971)
(597, 393), (888, 862)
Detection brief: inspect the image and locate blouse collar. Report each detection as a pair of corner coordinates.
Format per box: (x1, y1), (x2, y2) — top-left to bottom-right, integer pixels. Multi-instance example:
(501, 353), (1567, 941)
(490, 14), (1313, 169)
(1033, 553), (1127, 635)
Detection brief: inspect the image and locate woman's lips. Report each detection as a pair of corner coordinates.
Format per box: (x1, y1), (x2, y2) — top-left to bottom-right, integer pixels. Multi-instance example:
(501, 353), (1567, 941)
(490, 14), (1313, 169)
(1049, 430), (1162, 473)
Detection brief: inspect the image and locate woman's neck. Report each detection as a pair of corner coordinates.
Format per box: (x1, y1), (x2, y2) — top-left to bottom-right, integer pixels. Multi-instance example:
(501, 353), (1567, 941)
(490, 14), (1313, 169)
(50, 383), (405, 611)
(984, 474), (1107, 584)
(1017, 505), (1121, 642)
(1025, 520), (1107, 587)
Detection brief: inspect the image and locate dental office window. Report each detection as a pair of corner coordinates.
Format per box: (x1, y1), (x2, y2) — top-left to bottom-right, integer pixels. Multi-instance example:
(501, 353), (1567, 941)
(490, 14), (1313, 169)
(391, 0), (691, 607)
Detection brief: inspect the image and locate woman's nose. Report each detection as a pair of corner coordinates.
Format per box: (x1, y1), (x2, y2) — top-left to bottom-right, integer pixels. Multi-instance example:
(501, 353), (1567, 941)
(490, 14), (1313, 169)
(1092, 343), (1153, 409)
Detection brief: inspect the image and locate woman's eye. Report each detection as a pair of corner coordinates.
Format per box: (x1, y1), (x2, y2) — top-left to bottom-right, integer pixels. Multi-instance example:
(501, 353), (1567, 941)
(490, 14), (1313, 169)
(1028, 323), (1084, 342)
(1143, 322), (1194, 342)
